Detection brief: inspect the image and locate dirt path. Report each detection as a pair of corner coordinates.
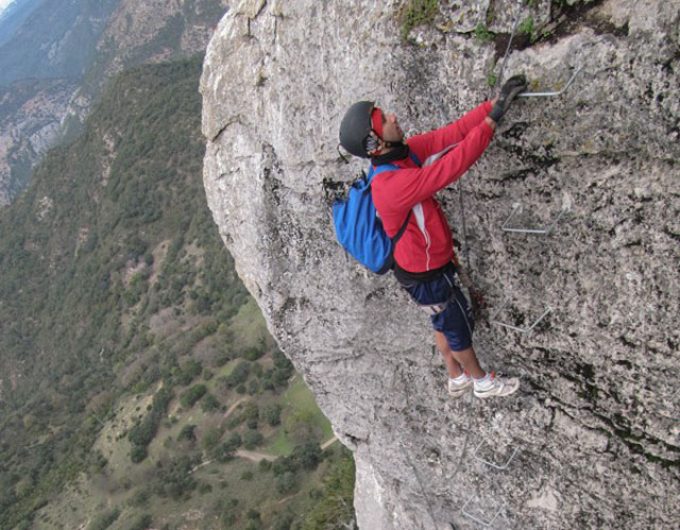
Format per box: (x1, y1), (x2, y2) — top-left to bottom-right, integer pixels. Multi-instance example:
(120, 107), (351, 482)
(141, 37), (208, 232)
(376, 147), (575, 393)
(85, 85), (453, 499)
(190, 459), (214, 474)
(223, 397), (247, 419)
(277, 493), (298, 505)
(321, 436), (338, 450)
(235, 449), (277, 462)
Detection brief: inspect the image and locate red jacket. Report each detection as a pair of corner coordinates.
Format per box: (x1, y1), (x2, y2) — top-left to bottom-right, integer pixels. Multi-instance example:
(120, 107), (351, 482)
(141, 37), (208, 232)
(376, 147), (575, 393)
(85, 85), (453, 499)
(371, 101), (494, 273)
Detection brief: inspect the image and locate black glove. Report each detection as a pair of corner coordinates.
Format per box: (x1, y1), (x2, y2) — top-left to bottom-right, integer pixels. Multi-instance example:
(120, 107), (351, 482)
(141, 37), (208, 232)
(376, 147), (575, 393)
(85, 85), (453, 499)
(489, 74), (527, 123)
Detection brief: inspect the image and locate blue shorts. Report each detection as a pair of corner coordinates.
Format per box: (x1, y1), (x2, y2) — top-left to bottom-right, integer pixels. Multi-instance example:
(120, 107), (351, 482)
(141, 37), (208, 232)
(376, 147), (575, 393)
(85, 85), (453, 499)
(400, 264), (474, 351)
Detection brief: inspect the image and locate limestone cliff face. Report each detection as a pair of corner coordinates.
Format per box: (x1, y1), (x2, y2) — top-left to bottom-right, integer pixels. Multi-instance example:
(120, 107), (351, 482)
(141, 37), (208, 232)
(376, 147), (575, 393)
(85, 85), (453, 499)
(201, 1), (679, 528)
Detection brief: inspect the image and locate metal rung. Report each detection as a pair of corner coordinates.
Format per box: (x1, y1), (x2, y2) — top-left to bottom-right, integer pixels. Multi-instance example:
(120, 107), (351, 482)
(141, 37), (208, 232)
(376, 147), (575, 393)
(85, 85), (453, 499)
(461, 494), (506, 528)
(472, 440), (521, 470)
(491, 299), (552, 335)
(518, 66), (583, 98)
(502, 202), (566, 235)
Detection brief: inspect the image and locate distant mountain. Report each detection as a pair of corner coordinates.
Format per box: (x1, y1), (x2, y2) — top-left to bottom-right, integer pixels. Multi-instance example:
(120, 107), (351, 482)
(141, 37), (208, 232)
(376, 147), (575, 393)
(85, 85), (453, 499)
(0, 78), (78, 206)
(0, 0), (41, 48)
(0, 0), (120, 86)
(0, 0), (228, 205)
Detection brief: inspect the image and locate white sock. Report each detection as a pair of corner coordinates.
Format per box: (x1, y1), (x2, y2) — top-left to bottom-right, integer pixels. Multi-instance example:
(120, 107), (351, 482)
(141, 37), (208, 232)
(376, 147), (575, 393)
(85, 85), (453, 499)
(450, 373), (470, 385)
(473, 372), (492, 389)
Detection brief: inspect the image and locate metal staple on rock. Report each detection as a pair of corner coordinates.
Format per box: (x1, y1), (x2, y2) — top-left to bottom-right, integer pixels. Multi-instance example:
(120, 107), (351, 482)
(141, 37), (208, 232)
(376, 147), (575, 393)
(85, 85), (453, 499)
(494, 9), (583, 99)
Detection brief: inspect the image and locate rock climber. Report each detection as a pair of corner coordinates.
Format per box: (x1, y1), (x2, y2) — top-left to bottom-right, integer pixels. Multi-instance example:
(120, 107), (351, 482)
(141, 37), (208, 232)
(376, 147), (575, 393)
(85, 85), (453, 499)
(338, 75), (528, 399)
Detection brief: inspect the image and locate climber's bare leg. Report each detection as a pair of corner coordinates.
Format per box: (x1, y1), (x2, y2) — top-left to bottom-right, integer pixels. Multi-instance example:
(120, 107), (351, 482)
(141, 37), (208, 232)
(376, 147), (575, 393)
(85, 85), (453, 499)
(450, 345), (485, 379)
(435, 331), (464, 378)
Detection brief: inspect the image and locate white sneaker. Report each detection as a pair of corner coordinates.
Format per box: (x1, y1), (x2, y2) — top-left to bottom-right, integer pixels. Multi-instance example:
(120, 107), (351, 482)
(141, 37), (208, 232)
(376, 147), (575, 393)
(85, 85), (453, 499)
(473, 372), (520, 399)
(448, 373), (473, 397)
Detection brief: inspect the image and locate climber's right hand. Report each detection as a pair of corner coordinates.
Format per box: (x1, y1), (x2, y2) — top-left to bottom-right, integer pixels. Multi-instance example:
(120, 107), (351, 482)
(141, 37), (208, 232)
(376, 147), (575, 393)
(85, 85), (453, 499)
(488, 74), (527, 123)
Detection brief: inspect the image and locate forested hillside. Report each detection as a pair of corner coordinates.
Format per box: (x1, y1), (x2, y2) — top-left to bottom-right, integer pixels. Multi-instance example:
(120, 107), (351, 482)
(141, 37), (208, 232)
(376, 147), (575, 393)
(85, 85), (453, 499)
(0, 56), (354, 530)
(0, 0), (229, 207)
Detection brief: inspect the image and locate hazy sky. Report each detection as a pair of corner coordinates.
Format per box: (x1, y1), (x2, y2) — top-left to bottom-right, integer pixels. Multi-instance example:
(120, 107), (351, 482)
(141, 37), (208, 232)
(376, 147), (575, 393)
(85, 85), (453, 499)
(0, 0), (14, 14)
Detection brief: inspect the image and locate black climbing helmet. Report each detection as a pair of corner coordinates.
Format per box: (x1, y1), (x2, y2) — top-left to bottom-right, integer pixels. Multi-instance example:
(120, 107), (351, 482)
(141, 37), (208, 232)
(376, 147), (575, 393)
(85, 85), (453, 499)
(339, 100), (375, 158)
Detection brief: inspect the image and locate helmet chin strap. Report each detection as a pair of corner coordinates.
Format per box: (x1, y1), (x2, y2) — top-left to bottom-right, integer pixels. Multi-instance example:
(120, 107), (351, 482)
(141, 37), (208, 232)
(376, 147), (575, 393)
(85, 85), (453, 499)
(368, 136), (405, 157)
(381, 140), (403, 150)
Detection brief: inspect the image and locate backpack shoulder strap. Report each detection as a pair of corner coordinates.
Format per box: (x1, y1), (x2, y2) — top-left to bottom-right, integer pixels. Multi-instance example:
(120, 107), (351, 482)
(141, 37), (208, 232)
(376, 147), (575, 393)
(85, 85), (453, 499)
(367, 162), (399, 183)
(368, 158), (415, 242)
(393, 210), (411, 243)
(369, 152), (421, 176)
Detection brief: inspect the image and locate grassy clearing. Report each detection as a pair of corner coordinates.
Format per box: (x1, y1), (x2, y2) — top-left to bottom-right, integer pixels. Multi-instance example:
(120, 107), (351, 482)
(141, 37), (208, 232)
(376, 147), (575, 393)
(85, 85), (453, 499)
(267, 426), (295, 456)
(229, 297), (272, 351)
(205, 358), (238, 395)
(283, 378), (334, 440)
(265, 377), (333, 456)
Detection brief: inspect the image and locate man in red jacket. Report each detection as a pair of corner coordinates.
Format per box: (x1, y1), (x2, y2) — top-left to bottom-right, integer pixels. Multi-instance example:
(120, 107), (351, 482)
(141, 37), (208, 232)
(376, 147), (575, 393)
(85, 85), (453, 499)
(339, 75), (527, 398)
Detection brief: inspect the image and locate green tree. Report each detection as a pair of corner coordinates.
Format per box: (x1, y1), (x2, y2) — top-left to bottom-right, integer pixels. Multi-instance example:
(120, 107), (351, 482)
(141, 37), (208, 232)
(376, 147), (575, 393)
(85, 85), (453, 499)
(87, 508), (120, 530)
(261, 403), (282, 426)
(276, 471), (297, 495)
(180, 384), (207, 408)
(225, 361), (251, 388)
(241, 402), (259, 429)
(301, 452), (356, 530)
(176, 359), (202, 385)
(292, 442), (322, 471)
(130, 445), (148, 463)
(128, 513), (153, 530)
(202, 427), (222, 452)
(243, 347), (264, 361)
(178, 424), (197, 442)
(201, 393), (220, 412)
(271, 512), (295, 530)
(242, 430), (264, 450)
(154, 455), (199, 499)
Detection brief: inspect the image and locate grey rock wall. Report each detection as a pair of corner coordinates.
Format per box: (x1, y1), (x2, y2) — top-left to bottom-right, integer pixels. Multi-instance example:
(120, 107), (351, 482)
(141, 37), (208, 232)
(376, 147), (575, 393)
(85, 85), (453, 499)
(201, 0), (680, 528)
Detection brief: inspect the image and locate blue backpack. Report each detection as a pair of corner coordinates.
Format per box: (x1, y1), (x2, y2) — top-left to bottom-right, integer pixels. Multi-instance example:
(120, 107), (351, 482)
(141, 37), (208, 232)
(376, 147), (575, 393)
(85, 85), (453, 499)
(332, 153), (420, 274)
